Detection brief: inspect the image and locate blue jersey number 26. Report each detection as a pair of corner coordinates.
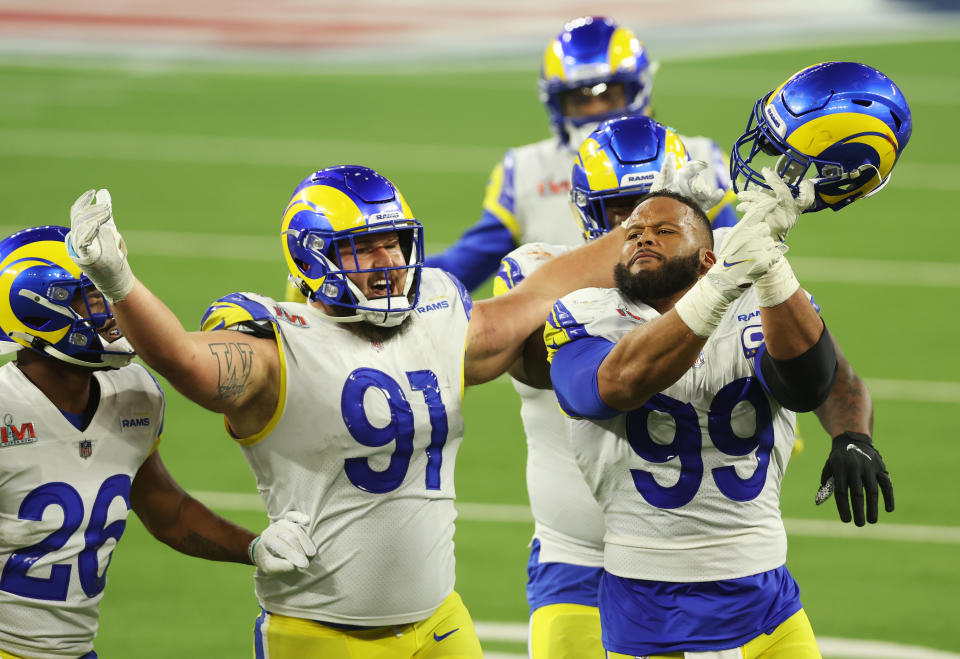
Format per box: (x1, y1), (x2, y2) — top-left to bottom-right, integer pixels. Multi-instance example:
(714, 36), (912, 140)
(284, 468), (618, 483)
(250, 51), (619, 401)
(0, 475), (131, 601)
(341, 368), (449, 494)
(626, 377), (775, 509)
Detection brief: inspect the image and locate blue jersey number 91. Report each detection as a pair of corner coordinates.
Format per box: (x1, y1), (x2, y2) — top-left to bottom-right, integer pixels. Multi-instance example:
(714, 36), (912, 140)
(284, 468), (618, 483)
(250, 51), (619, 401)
(341, 368), (449, 494)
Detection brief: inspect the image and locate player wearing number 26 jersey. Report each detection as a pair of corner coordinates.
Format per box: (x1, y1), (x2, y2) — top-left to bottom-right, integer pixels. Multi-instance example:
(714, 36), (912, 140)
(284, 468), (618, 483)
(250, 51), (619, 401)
(0, 362), (161, 659)
(0, 226), (314, 659)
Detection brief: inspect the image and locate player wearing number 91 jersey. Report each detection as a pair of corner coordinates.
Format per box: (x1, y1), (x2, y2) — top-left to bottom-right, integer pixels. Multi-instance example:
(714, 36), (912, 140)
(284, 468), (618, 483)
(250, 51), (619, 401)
(65, 165), (628, 658)
(200, 276), (470, 625)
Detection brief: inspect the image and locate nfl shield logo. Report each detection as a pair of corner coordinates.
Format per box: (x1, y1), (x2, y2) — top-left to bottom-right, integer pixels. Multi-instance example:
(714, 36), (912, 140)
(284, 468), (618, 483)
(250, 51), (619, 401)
(79, 439), (93, 459)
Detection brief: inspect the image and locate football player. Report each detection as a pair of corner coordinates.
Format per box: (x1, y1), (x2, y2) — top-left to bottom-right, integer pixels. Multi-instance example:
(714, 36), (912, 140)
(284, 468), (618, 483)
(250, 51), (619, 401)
(497, 111), (889, 659)
(422, 15), (739, 292)
(0, 226), (315, 659)
(495, 114), (727, 658)
(540, 62), (907, 657)
(63, 165), (627, 658)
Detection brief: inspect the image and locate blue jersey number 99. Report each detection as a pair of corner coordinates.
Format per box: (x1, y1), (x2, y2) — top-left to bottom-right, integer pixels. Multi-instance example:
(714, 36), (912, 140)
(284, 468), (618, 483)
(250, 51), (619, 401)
(0, 476), (131, 601)
(626, 377), (774, 509)
(341, 368), (449, 494)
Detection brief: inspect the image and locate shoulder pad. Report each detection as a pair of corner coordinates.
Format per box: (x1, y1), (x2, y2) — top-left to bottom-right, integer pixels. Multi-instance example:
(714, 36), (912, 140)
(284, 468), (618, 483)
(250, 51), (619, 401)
(419, 268), (473, 320)
(545, 288), (647, 362)
(493, 242), (574, 297)
(200, 292), (278, 337)
(544, 288), (610, 362)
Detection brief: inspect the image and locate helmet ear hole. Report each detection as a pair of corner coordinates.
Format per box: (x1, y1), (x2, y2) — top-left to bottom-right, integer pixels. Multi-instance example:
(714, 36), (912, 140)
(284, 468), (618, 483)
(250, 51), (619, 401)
(22, 316), (49, 330)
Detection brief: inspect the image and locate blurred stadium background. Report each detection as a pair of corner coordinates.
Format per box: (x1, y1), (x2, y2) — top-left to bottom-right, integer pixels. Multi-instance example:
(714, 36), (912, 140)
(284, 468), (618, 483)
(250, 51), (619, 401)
(1, 1), (958, 657)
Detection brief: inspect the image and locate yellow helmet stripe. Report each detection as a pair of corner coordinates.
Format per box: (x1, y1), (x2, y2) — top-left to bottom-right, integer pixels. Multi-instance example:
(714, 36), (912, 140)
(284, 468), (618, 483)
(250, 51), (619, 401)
(607, 27), (640, 72)
(786, 113), (898, 178)
(542, 39), (567, 82)
(578, 138), (618, 192)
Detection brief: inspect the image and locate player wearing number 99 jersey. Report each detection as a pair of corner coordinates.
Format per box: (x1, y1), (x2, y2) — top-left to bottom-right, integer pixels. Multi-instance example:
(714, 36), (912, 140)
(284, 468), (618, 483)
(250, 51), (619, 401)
(65, 165), (627, 658)
(545, 191), (838, 656)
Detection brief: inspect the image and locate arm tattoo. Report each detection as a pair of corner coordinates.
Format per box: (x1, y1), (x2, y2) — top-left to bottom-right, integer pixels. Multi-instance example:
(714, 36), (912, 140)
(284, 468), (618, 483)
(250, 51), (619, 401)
(208, 342), (255, 400)
(816, 367), (873, 437)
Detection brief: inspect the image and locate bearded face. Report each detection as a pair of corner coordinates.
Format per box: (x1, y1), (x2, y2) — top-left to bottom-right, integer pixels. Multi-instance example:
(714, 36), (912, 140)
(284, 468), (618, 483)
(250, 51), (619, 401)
(614, 249), (703, 303)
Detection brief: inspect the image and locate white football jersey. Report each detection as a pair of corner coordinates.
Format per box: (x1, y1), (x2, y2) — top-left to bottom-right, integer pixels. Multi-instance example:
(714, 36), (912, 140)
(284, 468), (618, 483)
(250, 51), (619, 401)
(0, 363), (163, 659)
(223, 269), (471, 626)
(489, 138), (588, 247)
(545, 286), (797, 583)
(494, 243), (606, 566)
(488, 132), (732, 250)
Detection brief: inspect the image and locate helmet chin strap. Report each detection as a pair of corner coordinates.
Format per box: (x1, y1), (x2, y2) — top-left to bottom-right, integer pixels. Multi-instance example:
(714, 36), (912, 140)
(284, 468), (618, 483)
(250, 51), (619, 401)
(306, 269), (415, 329)
(304, 299), (411, 328)
(8, 332), (136, 368)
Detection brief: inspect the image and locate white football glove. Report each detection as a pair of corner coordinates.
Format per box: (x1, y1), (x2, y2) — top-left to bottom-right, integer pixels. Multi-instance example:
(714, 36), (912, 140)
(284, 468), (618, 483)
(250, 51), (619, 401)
(650, 152), (726, 213)
(66, 189), (135, 304)
(674, 211), (783, 337)
(735, 167), (815, 242)
(249, 511), (317, 575)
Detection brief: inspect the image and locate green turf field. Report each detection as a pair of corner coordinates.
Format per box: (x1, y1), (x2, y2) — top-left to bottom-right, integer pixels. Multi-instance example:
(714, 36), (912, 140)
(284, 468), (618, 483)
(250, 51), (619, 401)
(1, 36), (958, 657)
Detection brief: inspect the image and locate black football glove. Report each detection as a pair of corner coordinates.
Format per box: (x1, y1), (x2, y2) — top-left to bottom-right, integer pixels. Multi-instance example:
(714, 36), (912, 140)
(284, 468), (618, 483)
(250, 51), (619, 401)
(815, 431), (894, 526)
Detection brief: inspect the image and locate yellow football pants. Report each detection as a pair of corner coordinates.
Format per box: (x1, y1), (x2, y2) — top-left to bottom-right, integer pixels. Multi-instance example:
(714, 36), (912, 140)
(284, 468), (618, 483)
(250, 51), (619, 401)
(530, 602), (604, 659)
(254, 591), (483, 659)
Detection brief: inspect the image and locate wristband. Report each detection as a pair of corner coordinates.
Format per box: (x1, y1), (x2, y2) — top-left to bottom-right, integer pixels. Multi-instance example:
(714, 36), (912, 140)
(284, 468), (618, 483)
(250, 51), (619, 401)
(248, 536), (261, 565)
(754, 256), (800, 308)
(674, 273), (743, 338)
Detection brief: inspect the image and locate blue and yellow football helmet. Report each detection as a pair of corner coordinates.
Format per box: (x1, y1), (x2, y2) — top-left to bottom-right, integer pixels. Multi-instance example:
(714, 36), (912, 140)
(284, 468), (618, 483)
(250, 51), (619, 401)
(0, 225), (134, 367)
(571, 115), (688, 241)
(731, 61), (912, 212)
(540, 16), (654, 147)
(281, 165), (424, 327)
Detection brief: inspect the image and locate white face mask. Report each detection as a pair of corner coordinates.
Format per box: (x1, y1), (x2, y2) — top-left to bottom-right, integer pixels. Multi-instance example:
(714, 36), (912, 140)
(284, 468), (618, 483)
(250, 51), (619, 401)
(307, 267), (417, 328)
(563, 120), (605, 153)
(359, 297), (412, 327)
(100, 335), (136, 367)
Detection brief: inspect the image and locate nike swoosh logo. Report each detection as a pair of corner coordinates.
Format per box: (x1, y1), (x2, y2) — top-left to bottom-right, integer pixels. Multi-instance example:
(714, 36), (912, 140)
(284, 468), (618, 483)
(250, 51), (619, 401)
(723, 258), (751, 267)
(846, 443), (873, 460)
(434, 628), (460, 642)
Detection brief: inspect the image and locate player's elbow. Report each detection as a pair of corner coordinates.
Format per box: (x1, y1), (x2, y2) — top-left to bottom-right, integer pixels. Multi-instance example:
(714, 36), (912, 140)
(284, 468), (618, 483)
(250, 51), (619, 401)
(598, 362), (655, 411)
(759, 326), (838, 412)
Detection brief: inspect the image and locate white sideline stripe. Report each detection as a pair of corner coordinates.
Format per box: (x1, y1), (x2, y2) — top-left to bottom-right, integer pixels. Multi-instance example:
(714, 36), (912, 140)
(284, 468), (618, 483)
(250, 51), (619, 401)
(0, 128), (504, 174)
(474, 622), (960, 658)
(0, 127), (958, 191)
(791, 257), (960, 288)
(864, 378), (960, 404)
(194, 490), (960, 544)
(1, 223), (959, 291)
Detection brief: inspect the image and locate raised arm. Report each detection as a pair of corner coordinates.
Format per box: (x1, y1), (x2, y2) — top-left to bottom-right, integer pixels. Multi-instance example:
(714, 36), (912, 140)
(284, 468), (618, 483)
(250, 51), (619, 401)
(593, 206), (784, 411)
(131, 451), (315, 573)
(463, 227), (624, 385)
(66, 189), (280, 438)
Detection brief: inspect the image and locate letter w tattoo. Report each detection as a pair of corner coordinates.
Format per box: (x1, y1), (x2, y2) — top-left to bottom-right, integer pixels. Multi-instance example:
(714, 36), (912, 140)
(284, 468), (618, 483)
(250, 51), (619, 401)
(208, 342), (255, 400)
